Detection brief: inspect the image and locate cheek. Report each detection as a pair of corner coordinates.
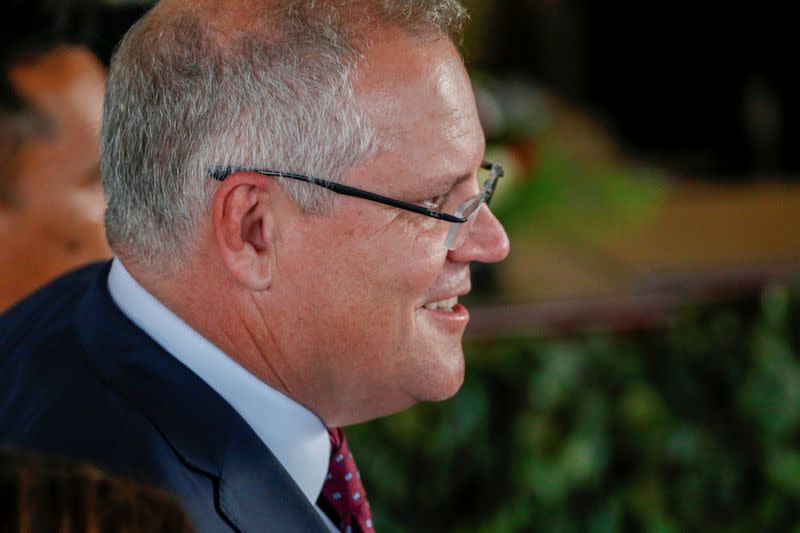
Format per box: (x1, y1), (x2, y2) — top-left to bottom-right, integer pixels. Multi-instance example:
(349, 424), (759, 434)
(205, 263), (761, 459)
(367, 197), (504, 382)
(74, 184), (107, 224)
(349, 218), (447, 297)
(27, 191), (108, 259)
(30, 184), (105, 227)
(283, 216), (447, 336)
(50, 192), (106, 242)
(315, 234), (443, 347)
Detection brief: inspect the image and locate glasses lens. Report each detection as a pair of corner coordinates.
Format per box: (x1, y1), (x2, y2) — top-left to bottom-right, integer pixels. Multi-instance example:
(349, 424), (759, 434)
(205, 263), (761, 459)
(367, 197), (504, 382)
(442, 161), (503, 250)
(484, 162), (502, 205)
(444, 196), (483, 250)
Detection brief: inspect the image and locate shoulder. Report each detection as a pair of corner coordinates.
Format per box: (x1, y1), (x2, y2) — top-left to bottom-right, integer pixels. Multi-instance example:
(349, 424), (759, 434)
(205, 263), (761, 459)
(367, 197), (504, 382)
(0, 262), (113, 447)
(0, 262), (294, 531)
(0, 260), (142, 464)
(0, 261), (108, 349)
(0, 262), (110, 440)
(0, 261), (174, 480)
(0, 292), (224, 524)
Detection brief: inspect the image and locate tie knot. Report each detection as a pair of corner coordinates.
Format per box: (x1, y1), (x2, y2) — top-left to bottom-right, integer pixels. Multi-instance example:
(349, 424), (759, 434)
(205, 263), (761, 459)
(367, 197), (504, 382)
(328, 427), (344, 451)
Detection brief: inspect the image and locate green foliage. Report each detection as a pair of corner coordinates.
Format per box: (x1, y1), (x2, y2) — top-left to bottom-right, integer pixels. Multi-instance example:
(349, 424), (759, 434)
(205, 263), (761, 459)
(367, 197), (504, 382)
(490, 142), (666, 244)
(348, 287), (800, 532)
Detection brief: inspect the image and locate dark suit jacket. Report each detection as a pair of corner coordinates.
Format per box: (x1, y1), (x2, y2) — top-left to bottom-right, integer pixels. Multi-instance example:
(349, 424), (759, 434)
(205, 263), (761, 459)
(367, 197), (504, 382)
(0, 261), (329, 532)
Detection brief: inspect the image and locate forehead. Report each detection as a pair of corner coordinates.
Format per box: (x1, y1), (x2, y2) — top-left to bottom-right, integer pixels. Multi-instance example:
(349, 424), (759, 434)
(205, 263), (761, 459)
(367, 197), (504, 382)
(352, 29), (484, 187)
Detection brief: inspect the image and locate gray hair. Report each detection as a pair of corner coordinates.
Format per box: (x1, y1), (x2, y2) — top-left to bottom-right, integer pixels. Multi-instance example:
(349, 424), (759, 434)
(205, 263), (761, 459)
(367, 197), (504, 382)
(101, 0), (468, 272)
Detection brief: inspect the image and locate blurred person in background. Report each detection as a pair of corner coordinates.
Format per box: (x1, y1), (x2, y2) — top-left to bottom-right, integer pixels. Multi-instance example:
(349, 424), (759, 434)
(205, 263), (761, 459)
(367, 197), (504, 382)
(0, 1), (110, 312)
(0, 450), (195, 532)
(0, 0), (509, 531)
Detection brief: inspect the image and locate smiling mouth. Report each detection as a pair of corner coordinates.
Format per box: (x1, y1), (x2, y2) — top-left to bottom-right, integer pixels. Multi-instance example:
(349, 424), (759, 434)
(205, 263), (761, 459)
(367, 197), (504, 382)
(423, 296), (458, 312)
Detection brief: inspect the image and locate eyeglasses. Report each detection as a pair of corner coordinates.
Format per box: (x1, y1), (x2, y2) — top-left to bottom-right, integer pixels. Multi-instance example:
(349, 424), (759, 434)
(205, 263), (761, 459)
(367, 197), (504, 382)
(209, 160), (503, 250)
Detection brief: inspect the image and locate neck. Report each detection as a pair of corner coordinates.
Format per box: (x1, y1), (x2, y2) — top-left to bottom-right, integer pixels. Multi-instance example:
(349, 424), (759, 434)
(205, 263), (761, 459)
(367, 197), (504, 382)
(122, 255), (318, 416)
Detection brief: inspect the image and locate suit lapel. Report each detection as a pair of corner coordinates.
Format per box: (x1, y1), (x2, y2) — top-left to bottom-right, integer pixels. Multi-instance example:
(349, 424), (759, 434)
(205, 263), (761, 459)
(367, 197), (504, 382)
(219, 416), (330, 532)
(74, 262), (329, 532)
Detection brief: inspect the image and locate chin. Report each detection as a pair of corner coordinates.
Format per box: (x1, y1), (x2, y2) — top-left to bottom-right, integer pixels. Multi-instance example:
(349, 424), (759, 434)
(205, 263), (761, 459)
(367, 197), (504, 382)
(414, 348), (466, 403)
(426, 377), (464, 402)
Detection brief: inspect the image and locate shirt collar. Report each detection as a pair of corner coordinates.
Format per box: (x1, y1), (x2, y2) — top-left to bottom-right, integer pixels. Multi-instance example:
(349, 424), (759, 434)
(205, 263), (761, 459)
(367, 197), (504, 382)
(107, 257), (330, 505)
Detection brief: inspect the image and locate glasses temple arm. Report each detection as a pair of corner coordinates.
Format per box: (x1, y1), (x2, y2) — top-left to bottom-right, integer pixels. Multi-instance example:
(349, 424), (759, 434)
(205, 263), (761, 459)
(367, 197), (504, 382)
(209, 166), (468, 224)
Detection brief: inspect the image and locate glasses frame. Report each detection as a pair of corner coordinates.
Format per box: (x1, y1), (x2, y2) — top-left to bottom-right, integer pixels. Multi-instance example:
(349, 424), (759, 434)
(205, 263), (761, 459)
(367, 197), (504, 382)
(209, 160), (503, 226)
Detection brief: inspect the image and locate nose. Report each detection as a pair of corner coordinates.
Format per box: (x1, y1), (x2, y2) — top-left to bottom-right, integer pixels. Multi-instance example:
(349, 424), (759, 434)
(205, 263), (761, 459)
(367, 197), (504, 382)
(447, 204), (510, 264)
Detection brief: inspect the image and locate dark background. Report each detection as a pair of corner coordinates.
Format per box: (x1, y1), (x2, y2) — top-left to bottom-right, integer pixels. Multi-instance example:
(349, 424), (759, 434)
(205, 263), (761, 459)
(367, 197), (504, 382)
(470, 1), (799, 178)
(23, 1), (799, 179)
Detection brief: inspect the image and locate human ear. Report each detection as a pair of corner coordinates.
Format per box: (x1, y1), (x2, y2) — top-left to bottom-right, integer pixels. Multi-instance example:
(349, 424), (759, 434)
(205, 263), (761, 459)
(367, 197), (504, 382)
(211, 173), (274, 291)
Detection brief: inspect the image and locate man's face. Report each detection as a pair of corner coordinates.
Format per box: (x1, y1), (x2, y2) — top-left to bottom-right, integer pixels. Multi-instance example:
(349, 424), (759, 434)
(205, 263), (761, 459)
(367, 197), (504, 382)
(1, 46), (109, 309)
(268, 30), (510, 425)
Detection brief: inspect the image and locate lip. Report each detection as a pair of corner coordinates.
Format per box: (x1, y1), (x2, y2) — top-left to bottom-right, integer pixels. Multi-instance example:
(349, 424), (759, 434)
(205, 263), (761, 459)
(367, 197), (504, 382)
(421, 284), (471, 309)
(418, 303), (470, 333)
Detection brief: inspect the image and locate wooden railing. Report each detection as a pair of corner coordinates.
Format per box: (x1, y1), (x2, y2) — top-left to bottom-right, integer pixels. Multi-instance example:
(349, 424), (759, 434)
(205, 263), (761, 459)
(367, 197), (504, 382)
(466, 263), (800, 338)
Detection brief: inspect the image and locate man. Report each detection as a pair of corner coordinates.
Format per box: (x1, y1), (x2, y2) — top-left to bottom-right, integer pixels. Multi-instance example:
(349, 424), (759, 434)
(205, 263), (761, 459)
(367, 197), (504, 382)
(0, 12), (110, 311)
(0, 0), (510, 531)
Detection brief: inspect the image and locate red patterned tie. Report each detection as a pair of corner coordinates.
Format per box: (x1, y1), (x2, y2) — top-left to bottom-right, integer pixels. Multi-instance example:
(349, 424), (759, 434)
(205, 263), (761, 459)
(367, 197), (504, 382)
(320, 428), (374, 532)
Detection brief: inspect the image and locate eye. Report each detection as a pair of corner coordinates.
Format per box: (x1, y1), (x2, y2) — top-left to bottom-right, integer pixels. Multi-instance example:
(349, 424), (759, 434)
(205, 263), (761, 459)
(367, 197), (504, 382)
(421, 194), (446, 210)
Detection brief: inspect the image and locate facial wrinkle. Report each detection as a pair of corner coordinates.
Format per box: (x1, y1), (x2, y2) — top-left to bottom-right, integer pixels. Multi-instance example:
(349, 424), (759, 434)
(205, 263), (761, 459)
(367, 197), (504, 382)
(218, 326), (246, 366)
(237, 297), (294, 397)
(371, 210), (404, 236)
(432, 52), (482, 147)
(252, 293), (309, 400)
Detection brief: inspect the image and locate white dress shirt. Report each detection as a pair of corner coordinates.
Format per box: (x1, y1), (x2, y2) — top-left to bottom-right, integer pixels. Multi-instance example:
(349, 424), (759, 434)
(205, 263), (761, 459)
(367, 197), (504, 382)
(107, 258), (337, 530)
